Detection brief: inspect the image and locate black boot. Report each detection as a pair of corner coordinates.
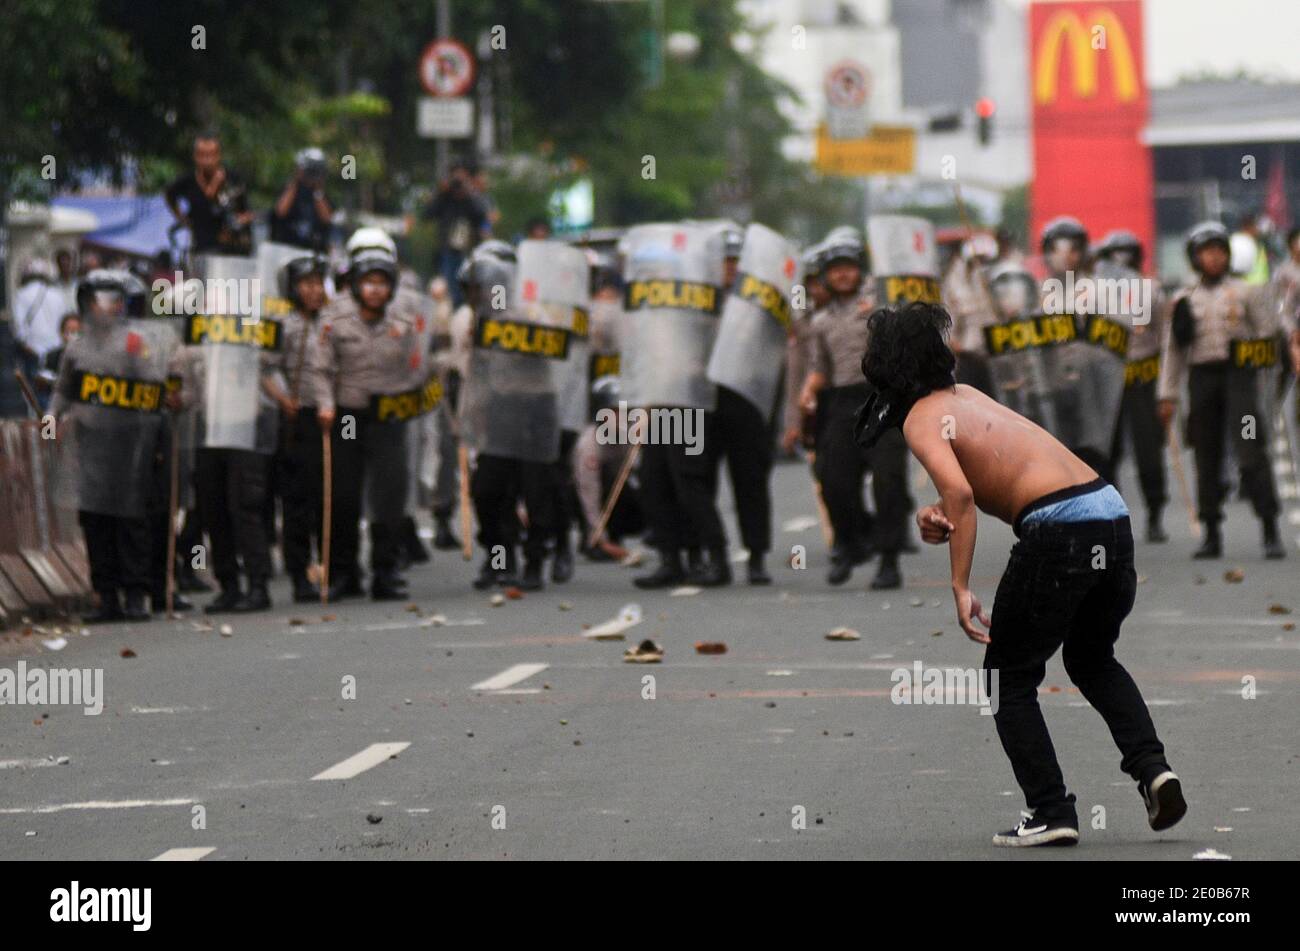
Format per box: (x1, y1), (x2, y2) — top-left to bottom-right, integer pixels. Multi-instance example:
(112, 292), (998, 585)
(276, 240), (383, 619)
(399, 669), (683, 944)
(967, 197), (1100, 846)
(291, 575), (320, 604)
(327, 571), (366, 602)
(232, 582), (272, 613)
(634, 550), (686, 589)
(371, 571), (409, 601)
(122, 589), (152, 622)
(691, 546), (733, 587)
(870, 552), (902, 590)
(83, 591), (125, 624)
(552, 544), (575, 583)
(401, 516), (431, 564)
(205, 587), (245, 614)
(1263, 519), (1286, 560)
(686, 546), (705, 575)
(1192, 523), (1222, 559)
(1146, 509), (1168, 543)
(519, 559), (545, 591)
(433, 514), (460, 551)
(473, 557), (501, 590)
(151, 591), (194, 614)
(827, 547), (854, 586)
(747, 551), (772, 586)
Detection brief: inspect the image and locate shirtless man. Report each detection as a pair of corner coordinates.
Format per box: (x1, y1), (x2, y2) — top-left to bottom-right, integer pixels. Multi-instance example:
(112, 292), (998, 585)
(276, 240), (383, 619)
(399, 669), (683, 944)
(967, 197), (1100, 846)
(855, 301), (1186, 847)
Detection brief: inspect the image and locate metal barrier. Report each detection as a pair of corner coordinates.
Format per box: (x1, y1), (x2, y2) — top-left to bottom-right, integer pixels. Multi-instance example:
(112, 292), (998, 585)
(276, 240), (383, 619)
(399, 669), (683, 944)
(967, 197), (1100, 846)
(0, 419), (93, 626)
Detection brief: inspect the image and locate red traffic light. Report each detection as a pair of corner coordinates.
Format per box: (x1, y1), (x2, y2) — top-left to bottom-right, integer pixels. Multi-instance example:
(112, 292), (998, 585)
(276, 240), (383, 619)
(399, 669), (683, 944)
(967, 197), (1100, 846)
(975, 97), (996, 119)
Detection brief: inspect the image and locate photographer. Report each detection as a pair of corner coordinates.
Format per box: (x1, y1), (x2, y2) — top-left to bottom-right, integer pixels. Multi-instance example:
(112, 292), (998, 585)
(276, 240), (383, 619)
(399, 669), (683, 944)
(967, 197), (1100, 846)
(271, 147), (334, 252)
(164, 132), (253, 256)
(423, 161), (489, 306)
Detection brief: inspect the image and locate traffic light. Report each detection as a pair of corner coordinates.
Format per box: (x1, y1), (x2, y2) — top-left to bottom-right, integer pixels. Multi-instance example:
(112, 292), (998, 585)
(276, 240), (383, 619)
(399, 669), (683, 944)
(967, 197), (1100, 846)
(976, 97), (996, 146)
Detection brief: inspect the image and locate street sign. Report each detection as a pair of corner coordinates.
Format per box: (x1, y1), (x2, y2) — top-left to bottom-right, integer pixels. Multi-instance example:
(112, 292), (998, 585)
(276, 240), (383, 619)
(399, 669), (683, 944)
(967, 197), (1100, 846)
(814, 124), (916, 177)
(417, 96), (473, 139)
(825, 61), (871, 140)
(419, 38), (476, 97)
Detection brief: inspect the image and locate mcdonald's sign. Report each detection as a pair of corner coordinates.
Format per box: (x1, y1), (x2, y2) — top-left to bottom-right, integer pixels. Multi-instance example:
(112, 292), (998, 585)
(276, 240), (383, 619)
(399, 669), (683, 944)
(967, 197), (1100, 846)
(1030, 0), (1154, 273)
(1034, 7), (1140, 105)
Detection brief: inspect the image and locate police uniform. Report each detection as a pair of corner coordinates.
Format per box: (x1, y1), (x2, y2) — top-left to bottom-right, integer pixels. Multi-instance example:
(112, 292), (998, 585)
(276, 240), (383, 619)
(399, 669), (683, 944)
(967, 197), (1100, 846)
(942, 256), (997, 395)
(311, 294), (421, 597)
(1159, 273), (1282, 554)
(272, 303), (326, 600)
(1105, 268), (1169, 539)
(809, 284), (910, 588)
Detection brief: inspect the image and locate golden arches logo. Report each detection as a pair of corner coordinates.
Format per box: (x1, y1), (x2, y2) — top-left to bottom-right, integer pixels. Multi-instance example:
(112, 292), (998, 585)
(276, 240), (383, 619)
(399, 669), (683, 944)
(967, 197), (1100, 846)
(1035, 7), (1139, 105)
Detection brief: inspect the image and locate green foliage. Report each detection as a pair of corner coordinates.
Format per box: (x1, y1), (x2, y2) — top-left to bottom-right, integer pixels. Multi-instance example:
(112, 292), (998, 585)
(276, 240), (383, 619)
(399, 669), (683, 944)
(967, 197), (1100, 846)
(1, 0), (875, 251)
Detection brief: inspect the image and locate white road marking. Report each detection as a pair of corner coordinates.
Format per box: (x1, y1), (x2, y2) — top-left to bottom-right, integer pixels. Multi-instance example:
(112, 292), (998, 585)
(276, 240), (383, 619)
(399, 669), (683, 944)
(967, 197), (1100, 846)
(782, 516), (818, 532)
(0, 798), (195, 814)
(152, 847), (215, 861)
(471, 663), (548, 692)
(669, 585), (701, 597)
(311, 742), (410, 781)
(0, 758), (60, 770)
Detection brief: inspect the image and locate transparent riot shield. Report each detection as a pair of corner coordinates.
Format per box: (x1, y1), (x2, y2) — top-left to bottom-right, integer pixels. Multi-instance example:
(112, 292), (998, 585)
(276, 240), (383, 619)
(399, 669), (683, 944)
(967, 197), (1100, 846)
(620, 222), (724, 410)
(459, 256), (566, 463)
(706, 223), (798, 418)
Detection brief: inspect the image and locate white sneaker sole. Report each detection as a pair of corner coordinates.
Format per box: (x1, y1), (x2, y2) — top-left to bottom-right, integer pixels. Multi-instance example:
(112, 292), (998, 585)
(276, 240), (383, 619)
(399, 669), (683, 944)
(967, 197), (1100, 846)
(1145, 772), (1188, 831)
(992, 826), (1079, 847)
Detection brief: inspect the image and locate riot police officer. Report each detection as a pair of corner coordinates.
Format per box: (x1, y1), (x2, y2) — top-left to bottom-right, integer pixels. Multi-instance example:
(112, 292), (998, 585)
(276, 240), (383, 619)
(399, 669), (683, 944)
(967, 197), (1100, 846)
(312, 230), (421, 599)
(267, 253), (329, 601)
(799, 228), (906, 589)
(1159, 222), (1287, 559)
(52, 271), (170, 623)
(1095, 229), (1169, 542)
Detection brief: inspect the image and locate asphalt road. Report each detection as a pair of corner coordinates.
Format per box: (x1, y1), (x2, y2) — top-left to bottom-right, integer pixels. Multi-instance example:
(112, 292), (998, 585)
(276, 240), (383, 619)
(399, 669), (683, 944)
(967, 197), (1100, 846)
(2, 451), (1298, 861)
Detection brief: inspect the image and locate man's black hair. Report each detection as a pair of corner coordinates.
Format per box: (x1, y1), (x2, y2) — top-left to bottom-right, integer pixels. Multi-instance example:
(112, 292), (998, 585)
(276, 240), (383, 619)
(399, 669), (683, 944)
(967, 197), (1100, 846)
(193, 130), (220, 147)
(861, 301), (957, 405)
(854, 302), (957, 449)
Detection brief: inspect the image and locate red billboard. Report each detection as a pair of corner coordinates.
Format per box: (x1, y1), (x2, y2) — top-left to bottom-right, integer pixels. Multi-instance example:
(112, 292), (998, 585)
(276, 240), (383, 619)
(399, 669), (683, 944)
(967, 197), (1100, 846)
(1030, 0), (1153, 269)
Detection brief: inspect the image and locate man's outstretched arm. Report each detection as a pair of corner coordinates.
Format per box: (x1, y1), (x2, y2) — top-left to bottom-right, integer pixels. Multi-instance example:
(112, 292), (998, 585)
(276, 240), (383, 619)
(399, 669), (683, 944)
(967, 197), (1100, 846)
(903, 407), (991, 644)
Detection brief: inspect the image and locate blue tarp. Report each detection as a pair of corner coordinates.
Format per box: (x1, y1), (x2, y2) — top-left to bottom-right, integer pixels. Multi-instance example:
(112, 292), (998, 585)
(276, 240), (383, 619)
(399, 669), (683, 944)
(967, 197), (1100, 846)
(52, 194), (189, 260)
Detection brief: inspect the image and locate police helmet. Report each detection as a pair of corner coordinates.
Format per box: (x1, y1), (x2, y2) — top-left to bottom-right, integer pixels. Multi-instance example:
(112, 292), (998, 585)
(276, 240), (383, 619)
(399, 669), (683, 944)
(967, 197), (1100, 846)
(1185, 221), (1230, 270)
(1039, 216), (1089, 255)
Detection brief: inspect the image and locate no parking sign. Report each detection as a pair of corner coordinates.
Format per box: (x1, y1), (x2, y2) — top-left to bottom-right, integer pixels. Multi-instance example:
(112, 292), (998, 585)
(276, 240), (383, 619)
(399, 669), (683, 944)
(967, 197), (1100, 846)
(419, 38), (476, 97)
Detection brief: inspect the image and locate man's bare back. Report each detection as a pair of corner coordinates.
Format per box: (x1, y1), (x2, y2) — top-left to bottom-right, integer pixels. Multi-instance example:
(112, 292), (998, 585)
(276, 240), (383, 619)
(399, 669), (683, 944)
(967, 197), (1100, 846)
(907, 384), (1097, 525)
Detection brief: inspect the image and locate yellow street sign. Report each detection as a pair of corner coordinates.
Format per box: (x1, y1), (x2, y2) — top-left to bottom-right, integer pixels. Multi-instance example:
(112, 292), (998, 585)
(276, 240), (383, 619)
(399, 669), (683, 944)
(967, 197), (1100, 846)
(815, 123), (915, 176)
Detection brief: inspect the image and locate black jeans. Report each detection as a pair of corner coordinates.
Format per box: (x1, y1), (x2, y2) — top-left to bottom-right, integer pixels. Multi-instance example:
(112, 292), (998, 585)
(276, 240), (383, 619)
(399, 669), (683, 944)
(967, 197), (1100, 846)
(984, 512), (1167, 821)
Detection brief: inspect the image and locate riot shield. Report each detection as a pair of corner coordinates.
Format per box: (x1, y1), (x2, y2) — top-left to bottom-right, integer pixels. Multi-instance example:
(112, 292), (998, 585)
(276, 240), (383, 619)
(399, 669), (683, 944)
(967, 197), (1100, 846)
(620, 222), (724, 410)
(188, 254), (279, 452)
(868, 215), (941, 306)
(458, 256), (566, 463)
(514, 240), (591, 433)
(57, 319), (174, 519)
(983, 312), (1121, 461)
(706, 223), (798, 418)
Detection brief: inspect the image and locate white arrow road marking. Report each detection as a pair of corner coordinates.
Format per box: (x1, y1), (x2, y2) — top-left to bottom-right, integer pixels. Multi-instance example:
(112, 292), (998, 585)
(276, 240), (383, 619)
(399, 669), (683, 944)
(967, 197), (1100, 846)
(311, 742), (411, 781)
(152, 847), (215, 861)
(472, 663), (549, 692)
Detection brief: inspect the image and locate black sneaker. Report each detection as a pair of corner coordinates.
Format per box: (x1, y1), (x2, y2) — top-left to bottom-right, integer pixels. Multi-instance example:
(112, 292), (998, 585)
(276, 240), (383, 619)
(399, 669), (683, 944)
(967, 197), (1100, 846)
(1139, 770), (1187, 831)
(869, 553), (902, 590)
(992, 811), (1079, 848)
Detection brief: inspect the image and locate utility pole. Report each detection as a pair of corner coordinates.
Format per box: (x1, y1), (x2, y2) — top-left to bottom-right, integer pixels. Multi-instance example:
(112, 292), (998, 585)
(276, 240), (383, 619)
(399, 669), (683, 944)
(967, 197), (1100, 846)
(435, 0), (452, 181)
